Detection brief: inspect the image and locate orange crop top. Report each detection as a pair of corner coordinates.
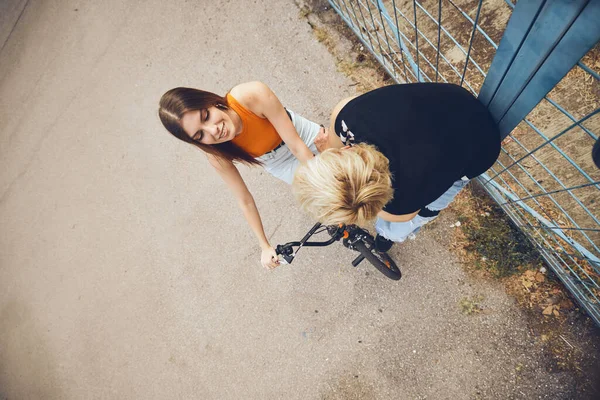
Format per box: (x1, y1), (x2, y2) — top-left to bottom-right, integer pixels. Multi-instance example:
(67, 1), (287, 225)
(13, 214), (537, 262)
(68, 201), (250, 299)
(226, 93), (282, 158)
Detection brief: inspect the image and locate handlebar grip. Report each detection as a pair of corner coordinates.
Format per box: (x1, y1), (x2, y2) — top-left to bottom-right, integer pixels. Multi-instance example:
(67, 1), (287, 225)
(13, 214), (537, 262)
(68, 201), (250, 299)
(276, 244), (295, 264)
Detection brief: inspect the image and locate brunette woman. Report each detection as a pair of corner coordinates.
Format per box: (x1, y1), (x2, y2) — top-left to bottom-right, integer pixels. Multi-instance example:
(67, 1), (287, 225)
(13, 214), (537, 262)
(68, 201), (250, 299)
(159, 81), (322, 269)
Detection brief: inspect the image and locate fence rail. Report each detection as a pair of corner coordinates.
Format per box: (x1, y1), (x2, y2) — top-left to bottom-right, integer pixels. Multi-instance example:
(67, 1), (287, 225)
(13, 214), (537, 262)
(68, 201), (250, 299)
(328, 0), (600, 326)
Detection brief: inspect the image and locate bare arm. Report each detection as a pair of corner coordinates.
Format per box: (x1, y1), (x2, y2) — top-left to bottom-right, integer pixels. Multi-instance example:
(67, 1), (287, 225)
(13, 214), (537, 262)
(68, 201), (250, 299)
(231, 81), (315, 162)
(207, 155), (279, 269)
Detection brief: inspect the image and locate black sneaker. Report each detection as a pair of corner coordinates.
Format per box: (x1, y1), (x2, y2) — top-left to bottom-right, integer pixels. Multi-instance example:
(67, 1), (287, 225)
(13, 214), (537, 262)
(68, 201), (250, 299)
(375, 234), (394, 252)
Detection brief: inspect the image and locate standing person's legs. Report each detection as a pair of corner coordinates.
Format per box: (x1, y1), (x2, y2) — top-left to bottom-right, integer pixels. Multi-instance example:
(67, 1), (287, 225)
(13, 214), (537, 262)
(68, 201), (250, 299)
(256, 109), (320, 184)
(375, 177), (470, 243)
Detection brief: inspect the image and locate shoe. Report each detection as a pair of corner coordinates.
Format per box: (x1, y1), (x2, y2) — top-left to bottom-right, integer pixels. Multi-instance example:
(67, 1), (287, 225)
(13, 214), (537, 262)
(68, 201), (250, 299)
(375, 234), (394, 252)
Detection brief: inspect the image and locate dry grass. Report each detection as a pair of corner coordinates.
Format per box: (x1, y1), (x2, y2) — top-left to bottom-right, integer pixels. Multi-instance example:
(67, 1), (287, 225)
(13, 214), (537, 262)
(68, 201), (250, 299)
(447, 182), (599, 389)
(297, 2), (393, 92)
(448, 182), (575, 317)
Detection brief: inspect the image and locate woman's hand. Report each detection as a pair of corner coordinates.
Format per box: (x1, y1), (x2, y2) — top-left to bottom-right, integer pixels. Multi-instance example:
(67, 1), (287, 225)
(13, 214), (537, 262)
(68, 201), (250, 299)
(314, 125), (329, 153)
(261, 246), (280, 269)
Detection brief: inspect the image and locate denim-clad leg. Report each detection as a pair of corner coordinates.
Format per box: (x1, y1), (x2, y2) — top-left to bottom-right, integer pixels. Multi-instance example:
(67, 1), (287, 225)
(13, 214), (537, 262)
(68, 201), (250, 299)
(375, 177), (470, 242)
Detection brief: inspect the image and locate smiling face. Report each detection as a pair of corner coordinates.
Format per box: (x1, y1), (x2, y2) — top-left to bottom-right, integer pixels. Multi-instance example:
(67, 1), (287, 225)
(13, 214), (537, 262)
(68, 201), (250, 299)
(180, 106), (240, 145)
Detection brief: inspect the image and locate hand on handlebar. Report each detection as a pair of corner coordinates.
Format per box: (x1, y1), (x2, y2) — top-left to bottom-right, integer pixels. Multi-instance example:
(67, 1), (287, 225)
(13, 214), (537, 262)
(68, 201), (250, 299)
(261, 247), (280, 270)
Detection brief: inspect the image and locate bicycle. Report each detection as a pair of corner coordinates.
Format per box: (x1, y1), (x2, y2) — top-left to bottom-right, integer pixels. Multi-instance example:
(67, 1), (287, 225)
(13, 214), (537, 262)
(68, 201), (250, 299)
(275, 222), (402, 280)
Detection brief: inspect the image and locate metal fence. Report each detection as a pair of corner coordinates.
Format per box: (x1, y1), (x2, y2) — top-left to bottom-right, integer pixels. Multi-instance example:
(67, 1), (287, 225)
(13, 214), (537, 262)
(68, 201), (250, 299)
(327, 0), (600, 325)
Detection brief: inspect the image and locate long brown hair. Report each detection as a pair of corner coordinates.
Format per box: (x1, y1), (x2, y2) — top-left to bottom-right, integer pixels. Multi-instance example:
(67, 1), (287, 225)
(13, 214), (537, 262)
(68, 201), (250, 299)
(158, 87), (261, 165)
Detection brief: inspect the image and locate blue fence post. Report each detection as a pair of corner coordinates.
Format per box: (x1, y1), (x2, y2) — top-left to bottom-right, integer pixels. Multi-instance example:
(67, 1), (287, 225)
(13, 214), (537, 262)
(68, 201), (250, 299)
(478, 0), (600, 139)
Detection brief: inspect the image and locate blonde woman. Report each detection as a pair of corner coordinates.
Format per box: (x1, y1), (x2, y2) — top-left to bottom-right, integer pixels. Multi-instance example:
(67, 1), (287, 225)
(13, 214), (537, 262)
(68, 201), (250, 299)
(294, 83), (501, 251)
(159, 81), (323, 269)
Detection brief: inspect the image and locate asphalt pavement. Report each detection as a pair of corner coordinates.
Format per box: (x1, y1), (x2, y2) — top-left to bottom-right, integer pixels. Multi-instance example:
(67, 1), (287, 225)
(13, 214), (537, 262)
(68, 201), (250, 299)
(0, 0), (580, 398)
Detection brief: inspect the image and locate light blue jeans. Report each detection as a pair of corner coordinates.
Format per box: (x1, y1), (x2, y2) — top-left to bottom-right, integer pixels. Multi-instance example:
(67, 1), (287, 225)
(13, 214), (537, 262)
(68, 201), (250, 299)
(255, 109), (320, 184)
(376, 177), (470, 242)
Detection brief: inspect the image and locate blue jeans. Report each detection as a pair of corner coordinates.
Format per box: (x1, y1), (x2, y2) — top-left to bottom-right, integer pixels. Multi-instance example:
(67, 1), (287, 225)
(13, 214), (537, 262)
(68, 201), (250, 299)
(375, 177), (470, 242)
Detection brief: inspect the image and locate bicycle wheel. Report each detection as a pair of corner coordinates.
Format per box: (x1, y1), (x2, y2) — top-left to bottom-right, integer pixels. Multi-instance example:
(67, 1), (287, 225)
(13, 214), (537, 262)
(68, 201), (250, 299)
(353, 240), (401, 280)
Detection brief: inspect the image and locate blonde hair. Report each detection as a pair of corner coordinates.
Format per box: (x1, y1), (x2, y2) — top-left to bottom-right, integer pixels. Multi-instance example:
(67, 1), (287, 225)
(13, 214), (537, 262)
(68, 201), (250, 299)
(292, 143), (393, 226)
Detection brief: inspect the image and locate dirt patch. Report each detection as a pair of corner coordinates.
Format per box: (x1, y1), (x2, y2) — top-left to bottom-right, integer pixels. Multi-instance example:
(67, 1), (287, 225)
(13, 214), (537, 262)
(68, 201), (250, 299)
(321, 373), (377, 400)
(448, 181), (600, 397)
(296, 0), (394, 92)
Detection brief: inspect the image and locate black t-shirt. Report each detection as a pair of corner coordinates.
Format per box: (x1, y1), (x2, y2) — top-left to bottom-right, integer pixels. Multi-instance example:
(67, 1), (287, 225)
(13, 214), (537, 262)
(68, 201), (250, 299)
(334, 83), (501, 215)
